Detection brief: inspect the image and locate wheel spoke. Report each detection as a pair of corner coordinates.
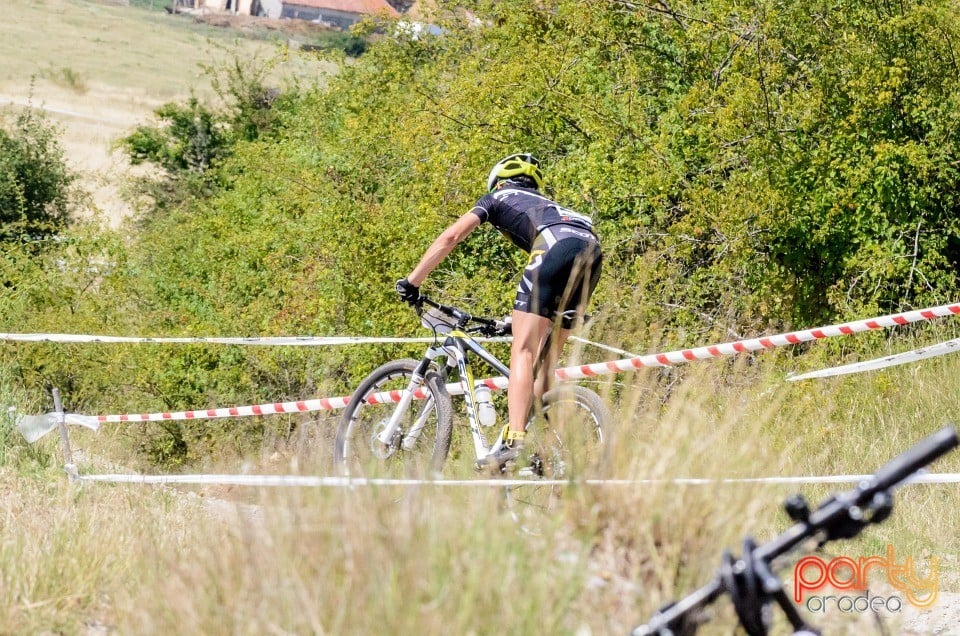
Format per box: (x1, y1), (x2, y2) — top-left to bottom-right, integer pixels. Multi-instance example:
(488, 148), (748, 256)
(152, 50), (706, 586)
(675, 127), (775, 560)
(335, 359), (452, 478)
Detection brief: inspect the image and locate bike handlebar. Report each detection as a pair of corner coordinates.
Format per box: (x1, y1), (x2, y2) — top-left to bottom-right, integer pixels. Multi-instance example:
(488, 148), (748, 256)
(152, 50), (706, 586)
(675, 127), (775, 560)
(869, 425), (957, 494)
(632, 425), (958, 636)
(418, 295), (512, 337)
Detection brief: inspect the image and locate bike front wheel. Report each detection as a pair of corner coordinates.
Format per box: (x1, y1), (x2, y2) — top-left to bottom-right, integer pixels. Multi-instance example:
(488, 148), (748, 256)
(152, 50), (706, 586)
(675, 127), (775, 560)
(334, 359), (453, 478)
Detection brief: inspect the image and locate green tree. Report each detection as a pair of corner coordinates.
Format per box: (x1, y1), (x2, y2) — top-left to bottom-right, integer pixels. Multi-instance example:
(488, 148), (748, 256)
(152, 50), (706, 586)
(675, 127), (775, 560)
(119, 54), (300, 217)
(122, 98), (229, 176)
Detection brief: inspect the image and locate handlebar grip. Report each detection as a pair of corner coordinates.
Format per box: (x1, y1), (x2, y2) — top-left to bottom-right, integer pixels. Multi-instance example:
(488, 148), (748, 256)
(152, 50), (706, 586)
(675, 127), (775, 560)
(869, 425), (958, 492)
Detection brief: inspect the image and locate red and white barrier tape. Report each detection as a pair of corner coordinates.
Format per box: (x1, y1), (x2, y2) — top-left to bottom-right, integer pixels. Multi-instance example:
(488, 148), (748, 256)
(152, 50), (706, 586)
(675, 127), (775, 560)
(85, 381), (488, 424)
(92, 397), (352, 424)
(554, 302), (960, 381)
(37, 301), (960, 425)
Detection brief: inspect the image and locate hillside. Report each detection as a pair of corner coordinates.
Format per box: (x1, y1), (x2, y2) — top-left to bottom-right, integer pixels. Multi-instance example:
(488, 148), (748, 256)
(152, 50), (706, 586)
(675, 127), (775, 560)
(0, 0), (334, 226)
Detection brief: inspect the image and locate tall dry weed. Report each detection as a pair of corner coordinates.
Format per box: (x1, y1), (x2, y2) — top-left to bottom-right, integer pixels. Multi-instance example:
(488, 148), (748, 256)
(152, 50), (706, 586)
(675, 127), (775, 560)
(2, 328), (959, 634)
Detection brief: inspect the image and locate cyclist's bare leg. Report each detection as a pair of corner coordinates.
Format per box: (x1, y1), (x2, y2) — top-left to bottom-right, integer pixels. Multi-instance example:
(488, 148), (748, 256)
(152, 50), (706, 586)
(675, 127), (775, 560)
(508, 309), (553, 433)
(533, 327), (570, 398)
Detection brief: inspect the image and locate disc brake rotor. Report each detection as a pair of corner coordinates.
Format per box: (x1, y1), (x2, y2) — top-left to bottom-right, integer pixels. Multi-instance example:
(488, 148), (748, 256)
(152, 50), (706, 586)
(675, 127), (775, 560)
(369, 419), (402, 459)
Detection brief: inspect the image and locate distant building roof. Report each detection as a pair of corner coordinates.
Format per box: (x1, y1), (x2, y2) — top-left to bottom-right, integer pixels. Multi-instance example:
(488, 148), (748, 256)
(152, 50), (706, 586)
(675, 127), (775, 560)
(283, 0), (399, 15)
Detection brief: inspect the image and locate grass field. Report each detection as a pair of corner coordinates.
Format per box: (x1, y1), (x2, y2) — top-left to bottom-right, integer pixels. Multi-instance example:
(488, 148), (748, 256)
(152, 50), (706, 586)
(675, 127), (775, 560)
(0, 0), (334, 227)
(2, 320), (960, 634)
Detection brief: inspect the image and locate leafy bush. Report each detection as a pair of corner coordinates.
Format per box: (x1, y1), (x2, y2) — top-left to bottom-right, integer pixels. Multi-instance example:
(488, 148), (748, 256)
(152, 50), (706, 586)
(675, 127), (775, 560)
(290, 0), (960, 333)
(0, 108), (74, 241)
(13, 0), (960, 467)
(119, 54), (295, 215)
(122, 99), (229, 175)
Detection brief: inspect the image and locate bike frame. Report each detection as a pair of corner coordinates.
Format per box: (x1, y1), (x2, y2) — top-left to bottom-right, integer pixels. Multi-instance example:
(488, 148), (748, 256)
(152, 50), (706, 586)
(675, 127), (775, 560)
(436, 329), (511, 461)
(632, 425), (959, 636)
(374, 325), (512, 463)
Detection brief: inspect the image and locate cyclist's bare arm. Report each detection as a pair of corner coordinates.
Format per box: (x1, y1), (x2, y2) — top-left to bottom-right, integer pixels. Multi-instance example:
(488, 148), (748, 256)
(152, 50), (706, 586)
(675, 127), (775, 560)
(407, 212), (482, 286)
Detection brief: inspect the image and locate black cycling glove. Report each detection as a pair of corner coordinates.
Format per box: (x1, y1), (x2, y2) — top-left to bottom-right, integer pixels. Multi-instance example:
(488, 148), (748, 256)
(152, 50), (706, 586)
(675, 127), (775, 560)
(396, 278), (420, 305)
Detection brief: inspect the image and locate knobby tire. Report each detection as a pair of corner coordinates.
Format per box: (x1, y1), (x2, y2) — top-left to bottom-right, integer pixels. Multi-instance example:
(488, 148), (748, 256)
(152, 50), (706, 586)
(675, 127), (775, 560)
(334, 359), (453, 478)
(506, 385), (611, 523)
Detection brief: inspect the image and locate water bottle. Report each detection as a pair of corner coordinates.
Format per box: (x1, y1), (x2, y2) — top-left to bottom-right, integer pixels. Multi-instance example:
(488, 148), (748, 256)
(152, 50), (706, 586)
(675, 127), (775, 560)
(474, 385), (497, 427)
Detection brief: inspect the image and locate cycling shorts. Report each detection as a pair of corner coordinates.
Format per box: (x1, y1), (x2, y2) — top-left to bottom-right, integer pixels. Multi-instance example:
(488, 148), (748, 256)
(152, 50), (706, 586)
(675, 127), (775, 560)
(513, 224), (602, 329)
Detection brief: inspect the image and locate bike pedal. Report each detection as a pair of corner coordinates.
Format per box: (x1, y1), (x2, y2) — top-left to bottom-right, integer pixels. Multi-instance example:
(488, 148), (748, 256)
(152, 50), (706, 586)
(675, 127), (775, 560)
(517, 466), (538, 478)
(527, 453), (544, 477)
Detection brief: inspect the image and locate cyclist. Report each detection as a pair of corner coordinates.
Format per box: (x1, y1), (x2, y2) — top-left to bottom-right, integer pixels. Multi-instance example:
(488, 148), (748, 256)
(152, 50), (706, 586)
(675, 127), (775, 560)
(396, 153), (602, 471)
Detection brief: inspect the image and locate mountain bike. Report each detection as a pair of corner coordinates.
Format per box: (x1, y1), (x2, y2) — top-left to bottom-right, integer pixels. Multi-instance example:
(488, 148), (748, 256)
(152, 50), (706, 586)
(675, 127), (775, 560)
(631, 425), (959, 636)
(334, 295), (611, 487)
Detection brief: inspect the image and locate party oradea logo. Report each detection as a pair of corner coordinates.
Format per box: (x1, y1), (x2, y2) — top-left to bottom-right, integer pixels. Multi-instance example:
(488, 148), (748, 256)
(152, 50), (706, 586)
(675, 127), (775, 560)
(794, 544), (938, 614)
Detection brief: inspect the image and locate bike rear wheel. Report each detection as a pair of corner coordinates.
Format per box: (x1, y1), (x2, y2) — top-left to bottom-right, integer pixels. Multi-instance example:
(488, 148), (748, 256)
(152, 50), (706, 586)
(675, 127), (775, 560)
(527, 384), (610, 478)
(507, 385), (611, 518)
(334, 359), (453, 478)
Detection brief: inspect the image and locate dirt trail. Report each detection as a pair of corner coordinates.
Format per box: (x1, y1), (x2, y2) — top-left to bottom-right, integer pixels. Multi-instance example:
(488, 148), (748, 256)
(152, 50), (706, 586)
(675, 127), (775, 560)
(902, 591), (960, 634)
(1, 83), (163, 228)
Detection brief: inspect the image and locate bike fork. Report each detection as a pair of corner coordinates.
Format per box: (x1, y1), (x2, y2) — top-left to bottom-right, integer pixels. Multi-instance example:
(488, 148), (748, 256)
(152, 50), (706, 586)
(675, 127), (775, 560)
(375, 368), (427, 447)
(401, 395), (436, 451)
(375, 355), (440, 448)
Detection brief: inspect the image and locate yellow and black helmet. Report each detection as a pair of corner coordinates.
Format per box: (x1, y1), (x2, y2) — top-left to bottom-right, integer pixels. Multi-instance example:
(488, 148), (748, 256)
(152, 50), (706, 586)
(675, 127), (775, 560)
(486, 153), (544, 192)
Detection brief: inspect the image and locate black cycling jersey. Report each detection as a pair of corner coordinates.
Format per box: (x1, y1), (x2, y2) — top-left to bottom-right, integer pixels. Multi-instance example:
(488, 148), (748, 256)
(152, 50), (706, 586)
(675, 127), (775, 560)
(470, 186), (596, 253)
(470, 184), (602, 324)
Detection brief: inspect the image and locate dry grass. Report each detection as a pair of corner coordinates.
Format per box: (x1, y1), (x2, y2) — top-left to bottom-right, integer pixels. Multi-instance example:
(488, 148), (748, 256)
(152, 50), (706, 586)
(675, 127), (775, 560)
(3, 341), (958, 635)
(0, 0), (331, 101)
